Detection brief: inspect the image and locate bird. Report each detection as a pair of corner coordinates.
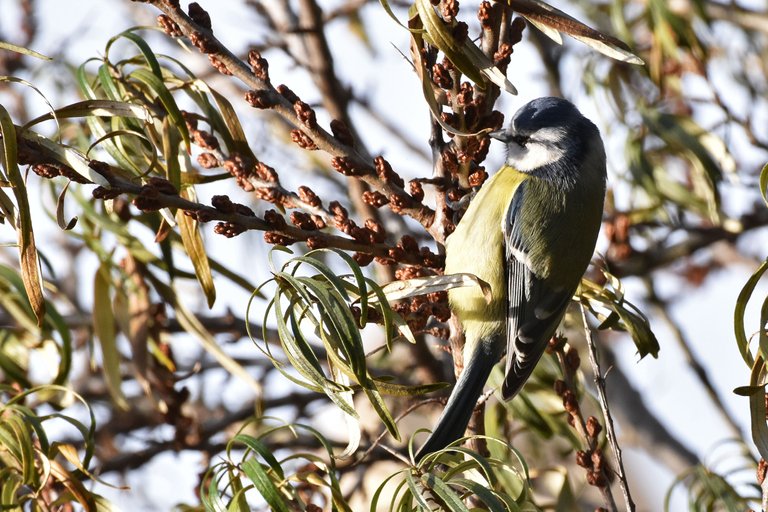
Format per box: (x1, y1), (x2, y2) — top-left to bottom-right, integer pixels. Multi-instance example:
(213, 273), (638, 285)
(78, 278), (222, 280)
(415, 97), (606, 461)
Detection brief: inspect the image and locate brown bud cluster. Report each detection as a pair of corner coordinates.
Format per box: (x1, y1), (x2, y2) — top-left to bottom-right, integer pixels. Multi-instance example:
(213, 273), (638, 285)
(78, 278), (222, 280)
(394, 266), (428, 281)
(290, 211), (319, 231)
(330, 119), (353, 146)
(457, 138), (491, 170)
(388, 193), (411, 214)
(188, 2), (212, 31)
(374, 255), (397, 266)
(245, 89), (276, 109)
(331, 156), (367, 177)
(494, 43), (513, 67)
(350, 305), (384, 325)
(374, 156), (404, 188)
(329, 201), (349, 224)
(211, 195), (255, 216)
(362, 190), (389, 208)
(208, 55), (231, 75)
(442, 0), (459, 21)
(297, 186), (321, 208)
(353, 252), (374, 266)
(31, 163), (89, 184)
(254, 187), (284, 204)
(365, 219), (387, 243)
(468, 169), (487, 188)
(294, 101), (317, 128)
(432, 62), (453, 89)
(605, 213), (632, 261)
(195, 209), (216, 223)
(248, 49), (270, 82)
(481, 110), (504, 131)
(181, 110), (198, 131)
(576, 449), (609, 487)
(409, 180), (425, 202)
(189, 31), (219, 54)
(421, 246), (443, 268)
(263, 209), (287, 229)
(561, 389), (580, 418)
(478, 1), (493, 28)
(222, 153), (257, 192)
(214, 222), (246, 238)
(157, 15), (183, 37)
(456, 82), (474, 106)
(256, 162), (278, 182)
(92, 186), (122, 200)
(310, 215), (326, 230)
(264, 231), (295, 246)
(291, 129), (318, 150)
(276, 84), (299, 104)
(546, 334), (567, 354)
(193, 129), (219, 151)
(132, 192), (162, 212)
(197, 152), (219, 169)
(565, 346), (581, 371)
(442, 150), (459, 176)
(306, 236), (328, 250)
(147, 176), (178, 195)
(391, 288), (451, 332)
(586, 416), (603, 439)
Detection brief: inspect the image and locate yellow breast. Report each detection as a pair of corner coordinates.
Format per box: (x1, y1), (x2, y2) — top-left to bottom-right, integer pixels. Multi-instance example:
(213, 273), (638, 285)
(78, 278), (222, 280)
(444, 166), (526, 344)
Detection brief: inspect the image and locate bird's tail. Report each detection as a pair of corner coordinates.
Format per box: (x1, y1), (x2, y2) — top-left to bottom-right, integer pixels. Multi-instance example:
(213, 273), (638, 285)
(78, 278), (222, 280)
(415, 338), (501, 462)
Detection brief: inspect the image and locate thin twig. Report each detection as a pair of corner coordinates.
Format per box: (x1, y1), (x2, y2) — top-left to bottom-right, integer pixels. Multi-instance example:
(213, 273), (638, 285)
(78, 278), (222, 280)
(353, 397), (445, 466)
(580, 302), (636, 512)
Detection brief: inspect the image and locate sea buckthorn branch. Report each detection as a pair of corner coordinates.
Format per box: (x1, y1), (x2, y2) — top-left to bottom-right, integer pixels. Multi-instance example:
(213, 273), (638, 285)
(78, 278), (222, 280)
(14, 132), (441, 269)
(140, 0), (437, 234)
(183, 111), (334, 226)
(548, 335), (619, 512)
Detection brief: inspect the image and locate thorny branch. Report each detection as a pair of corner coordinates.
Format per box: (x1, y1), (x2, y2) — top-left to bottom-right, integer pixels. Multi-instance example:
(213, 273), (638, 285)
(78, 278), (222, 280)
(141, 0), (438, 235)
(581, 303), (636, 512)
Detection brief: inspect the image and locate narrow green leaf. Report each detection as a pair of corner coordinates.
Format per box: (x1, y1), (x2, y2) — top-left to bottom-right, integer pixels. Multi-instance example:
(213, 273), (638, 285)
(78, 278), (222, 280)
(0, 105), (45, 325)
(21, 99), (151, 130)
(130, 67), (191, 151)
(240, 459), (291, 512)
(0, 40), (51, 60)
(760, 162), (768, 208)
(56, 181), (78, 231)
(734, 259), (768, 368)
(93, 264), (129, 410)
(178, 187), (216, 307)
(232, 435), (285, 479)
(422, 472), (470, 511)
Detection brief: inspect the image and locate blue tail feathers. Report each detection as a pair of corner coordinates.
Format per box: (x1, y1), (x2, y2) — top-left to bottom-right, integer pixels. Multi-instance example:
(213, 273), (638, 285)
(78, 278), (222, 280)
(414, 339), (502, 462)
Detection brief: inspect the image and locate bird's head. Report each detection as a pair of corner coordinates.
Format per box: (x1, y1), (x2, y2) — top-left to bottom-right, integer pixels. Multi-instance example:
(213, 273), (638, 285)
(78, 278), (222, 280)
(489, 97), (603, 175)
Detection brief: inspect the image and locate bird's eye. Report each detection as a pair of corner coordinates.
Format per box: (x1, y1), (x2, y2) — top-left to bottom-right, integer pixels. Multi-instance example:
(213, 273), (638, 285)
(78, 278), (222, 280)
(512, 135), (529, 146)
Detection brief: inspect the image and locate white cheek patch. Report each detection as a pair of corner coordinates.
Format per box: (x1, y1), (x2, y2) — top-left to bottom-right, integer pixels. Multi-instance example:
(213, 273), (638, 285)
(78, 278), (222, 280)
(506, 140), (566, 172)
(505, 126), (568, 172)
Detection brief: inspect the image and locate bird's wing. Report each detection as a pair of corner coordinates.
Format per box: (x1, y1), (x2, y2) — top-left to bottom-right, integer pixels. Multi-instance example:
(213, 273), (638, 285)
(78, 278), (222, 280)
(502, 182), (573, 400)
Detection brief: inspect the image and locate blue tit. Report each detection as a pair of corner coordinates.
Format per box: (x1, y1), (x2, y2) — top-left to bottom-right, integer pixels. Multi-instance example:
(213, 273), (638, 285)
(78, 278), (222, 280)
(416, 97), (606, 461)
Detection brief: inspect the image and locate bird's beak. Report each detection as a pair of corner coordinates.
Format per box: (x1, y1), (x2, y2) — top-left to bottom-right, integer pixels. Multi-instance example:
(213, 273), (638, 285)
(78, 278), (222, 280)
(488, 130), (509, 142)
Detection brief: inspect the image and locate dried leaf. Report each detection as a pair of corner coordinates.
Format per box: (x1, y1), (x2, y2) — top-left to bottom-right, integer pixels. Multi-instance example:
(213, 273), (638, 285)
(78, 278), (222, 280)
(178, 187), (216, 308)
(505, 0), (644, 65)
(0, 105), (45, 325)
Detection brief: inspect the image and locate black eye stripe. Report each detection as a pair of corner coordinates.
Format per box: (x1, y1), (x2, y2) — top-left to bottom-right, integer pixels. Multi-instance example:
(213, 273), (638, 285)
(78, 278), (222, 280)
(512, 135), (529, 146)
